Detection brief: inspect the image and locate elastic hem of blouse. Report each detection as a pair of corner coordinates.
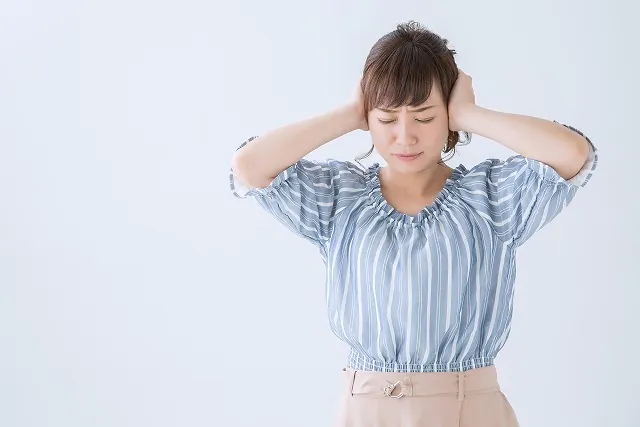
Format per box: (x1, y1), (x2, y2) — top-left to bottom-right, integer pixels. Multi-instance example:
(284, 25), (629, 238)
(347, 349), (495, 373)
(364, 162), (468, 227)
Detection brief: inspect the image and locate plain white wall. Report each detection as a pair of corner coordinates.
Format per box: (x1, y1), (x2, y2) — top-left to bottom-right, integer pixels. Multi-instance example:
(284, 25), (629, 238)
(1, 0), (638, 426)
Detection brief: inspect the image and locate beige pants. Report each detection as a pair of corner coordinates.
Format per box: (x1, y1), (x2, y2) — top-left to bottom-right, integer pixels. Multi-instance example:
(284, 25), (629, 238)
(335, 365), (519, 427)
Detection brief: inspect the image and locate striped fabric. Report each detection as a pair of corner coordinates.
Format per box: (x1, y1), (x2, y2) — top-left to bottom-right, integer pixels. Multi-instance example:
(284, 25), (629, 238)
(230, 124), (598, 372)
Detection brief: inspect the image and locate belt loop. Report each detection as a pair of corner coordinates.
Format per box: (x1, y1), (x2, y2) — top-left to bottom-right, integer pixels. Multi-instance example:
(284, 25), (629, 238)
(349, 370), (356, 396)
(458, 370), (465, 401)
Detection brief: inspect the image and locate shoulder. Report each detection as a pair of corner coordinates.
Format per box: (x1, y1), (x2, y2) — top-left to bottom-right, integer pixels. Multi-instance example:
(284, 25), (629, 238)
(296, 158), (367, 187)
(323, 158), (367, 177)
(449, 157), (534, 205)
(455, 155), (537, 188)
(290, 158), (367, 198)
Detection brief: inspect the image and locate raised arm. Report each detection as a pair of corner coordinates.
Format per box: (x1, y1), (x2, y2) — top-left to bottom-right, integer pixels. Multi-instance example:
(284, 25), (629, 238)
(231, 86), (367, 190)
(448, 70), (591, 179)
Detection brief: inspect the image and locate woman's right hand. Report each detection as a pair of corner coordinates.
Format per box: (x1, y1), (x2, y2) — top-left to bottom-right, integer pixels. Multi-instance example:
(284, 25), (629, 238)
(349, 78), (369, 131)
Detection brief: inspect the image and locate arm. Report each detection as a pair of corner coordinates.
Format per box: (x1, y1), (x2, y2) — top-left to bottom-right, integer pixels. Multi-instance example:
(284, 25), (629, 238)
(449, 71), (598, 247)
(456, 106), (591, 180)
(454, 112), (597, 246)
(231, 104), (363, 189)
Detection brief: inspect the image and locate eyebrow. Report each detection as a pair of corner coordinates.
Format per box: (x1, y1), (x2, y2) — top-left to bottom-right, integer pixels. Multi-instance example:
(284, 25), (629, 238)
(378, 105), (436, 113)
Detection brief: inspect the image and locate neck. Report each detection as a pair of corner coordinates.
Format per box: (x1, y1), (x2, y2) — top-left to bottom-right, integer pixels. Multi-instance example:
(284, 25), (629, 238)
(380, 162), (452, 197)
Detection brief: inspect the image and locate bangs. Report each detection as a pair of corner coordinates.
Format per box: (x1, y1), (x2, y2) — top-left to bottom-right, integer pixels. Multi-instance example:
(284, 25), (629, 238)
(363, 44), (443, 111)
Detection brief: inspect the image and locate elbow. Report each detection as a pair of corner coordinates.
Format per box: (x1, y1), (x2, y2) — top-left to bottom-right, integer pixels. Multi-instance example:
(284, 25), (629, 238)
(559, 136), (591, 181)
(231, 150), (273, 190)
(572, 131), (591, 171)
(576, 134), (591, 162)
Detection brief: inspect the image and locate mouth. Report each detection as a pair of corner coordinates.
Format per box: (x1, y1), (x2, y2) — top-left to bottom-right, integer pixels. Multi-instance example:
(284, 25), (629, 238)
(393, 152), (423, 162)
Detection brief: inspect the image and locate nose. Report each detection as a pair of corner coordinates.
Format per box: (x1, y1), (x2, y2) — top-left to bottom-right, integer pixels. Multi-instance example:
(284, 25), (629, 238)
(395, 121), (417, 146)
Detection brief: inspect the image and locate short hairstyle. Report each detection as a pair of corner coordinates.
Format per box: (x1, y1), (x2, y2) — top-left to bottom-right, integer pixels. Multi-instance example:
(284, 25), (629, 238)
(356, 21), (470, 164)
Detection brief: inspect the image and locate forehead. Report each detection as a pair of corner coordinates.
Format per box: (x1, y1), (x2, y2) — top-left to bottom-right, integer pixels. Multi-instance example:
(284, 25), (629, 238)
(373, 82), (444, 111)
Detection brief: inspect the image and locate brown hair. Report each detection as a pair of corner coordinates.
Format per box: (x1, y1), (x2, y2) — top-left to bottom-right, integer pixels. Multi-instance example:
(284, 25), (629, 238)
(356, 21), (470, 164)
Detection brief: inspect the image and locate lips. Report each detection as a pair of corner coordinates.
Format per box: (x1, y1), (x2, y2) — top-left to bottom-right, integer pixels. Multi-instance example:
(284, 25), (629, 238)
(393, 152), (423, 161)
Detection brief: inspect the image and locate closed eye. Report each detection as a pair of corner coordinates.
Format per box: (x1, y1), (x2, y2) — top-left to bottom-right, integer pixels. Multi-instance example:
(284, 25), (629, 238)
(378, 118), (435, 124)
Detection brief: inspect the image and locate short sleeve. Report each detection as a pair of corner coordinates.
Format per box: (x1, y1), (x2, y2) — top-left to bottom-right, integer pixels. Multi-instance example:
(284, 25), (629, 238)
(229, 136), (366, 248)
(459, 123), (598, 247)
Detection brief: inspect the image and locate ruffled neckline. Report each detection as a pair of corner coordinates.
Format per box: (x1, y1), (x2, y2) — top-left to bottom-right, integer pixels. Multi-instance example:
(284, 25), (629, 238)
(365, 162), (468, 227)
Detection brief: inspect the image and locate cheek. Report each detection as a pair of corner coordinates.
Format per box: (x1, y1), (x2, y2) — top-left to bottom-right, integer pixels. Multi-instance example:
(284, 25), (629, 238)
(438, 113), (451, 136)
(419, 119), (449, 143)
(370, 130), (398, 154)
(369, 122), (392, 143)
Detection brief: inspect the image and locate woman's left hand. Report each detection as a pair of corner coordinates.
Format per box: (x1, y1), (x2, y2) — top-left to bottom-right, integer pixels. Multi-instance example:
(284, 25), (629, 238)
(448, 69), (477, 132)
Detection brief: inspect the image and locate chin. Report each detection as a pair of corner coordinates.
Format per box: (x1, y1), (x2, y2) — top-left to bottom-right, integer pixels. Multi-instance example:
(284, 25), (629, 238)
(388, 159), (426, 173)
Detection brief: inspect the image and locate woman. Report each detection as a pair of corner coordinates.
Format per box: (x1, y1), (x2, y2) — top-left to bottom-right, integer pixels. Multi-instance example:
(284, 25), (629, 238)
(229, 21), (597, 427)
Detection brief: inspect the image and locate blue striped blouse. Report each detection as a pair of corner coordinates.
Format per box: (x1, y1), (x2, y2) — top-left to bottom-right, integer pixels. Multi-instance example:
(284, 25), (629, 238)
(230, 123), (598, 373)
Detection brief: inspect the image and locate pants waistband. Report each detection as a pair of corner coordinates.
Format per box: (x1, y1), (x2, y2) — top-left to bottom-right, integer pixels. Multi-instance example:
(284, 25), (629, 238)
(342, 365), (500, 401)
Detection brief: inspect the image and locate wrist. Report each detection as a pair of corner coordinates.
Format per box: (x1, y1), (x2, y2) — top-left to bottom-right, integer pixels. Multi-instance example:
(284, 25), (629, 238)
(453, 104), (485, 133)
(339, 102), (366, 131)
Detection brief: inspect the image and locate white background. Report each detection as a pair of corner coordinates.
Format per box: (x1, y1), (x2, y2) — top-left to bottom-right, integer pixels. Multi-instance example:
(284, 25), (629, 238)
(2, 0), (638, 426)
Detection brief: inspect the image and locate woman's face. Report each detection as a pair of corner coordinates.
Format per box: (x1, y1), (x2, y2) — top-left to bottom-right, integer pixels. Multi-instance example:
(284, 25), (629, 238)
(367, 84), (449, 173)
